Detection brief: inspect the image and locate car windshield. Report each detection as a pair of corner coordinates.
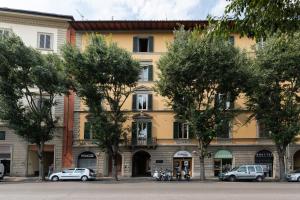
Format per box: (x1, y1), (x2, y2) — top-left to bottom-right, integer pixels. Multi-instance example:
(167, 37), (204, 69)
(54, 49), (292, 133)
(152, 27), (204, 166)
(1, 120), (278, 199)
(230, 167), (238, 171)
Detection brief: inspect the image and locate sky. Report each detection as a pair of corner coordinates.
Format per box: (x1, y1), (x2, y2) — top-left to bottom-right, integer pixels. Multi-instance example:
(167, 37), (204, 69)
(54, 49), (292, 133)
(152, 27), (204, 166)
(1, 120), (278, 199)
(0, 0), (229, 20)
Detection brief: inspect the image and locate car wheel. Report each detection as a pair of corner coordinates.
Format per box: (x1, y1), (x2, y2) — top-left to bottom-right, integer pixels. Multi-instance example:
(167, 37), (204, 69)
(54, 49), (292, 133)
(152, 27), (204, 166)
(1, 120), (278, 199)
(256, 176), (263, 182)
(81, 175), (88, 182)
(297, 177), (300, 182)
(51, 176), (59, 182)
(229, 175), (236, 182)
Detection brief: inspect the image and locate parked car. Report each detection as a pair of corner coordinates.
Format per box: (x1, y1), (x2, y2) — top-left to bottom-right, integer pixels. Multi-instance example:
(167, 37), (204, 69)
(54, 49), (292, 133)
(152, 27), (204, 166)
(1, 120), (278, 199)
(286, 170), (300, 182)
(219, 165), (265, 182)
(0, 163), (4, 180)
(49, 168), (96, 181)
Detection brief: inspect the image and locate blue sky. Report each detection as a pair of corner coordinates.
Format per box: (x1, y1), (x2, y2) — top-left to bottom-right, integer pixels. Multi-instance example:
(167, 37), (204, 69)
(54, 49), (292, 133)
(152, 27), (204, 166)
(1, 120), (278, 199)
(0, 0), (229, 20)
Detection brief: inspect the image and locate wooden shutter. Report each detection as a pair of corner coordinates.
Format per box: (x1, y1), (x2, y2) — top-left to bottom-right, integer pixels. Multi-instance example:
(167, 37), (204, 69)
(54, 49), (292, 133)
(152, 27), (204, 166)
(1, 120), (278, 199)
(148, 65), (153, 81)
(132, 94), (137, 111)
(133, 36), (139, 52)
(84, 122), (91, 139)
(148, 36), (153, 52)
(132, 122), (137, 145)
(148, 94), (153, 111)
(147, 122), (152, 145)
(173, 122), (179, 139)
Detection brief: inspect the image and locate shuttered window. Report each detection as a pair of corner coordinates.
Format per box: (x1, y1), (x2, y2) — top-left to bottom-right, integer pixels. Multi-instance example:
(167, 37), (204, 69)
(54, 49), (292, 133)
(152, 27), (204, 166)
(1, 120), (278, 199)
(173, 122), (189, 139)
(132, 93), (153, 111)
(138, 65), (153, 81)
(84, 122), (92, 140)
(133, 36), (154, 52)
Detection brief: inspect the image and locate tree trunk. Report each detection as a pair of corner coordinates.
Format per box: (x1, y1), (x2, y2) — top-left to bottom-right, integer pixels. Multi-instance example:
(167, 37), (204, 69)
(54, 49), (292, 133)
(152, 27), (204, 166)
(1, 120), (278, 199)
(199, 155), (205, 181)
(37, 142), (45, 181)
(278, 150), (286, 182)
(112, 153), (119, 181)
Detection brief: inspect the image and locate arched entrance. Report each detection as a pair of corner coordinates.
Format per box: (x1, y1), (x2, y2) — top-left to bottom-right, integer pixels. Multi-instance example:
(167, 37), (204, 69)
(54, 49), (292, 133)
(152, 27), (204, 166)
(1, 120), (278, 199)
(255, 150), (273, 177)
(78, 151), (97, 170)
(214, 150), (232, 177)
(293, 150), (300, 170)
(108, 153), (122, 176)
(173, 150), (192, 176)
(132, 151), (151, 177)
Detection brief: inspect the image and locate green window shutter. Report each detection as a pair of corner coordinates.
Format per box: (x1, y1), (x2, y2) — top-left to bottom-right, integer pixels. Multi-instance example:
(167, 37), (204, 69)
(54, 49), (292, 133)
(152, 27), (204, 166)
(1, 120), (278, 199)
(132, 122), (137, 145)
(147, 121), (152, 145)
(133, 36), (139, 52)
(148, 94), (153, 111)
(84, 122), (91, 139)
(148, 65), (153, 81)
(188, 124), (193, 139)
(173, 122), (179, 139)
(132, 94), (137, 111)
(148, 36), (153, 52)
(228, 36), (235, 46)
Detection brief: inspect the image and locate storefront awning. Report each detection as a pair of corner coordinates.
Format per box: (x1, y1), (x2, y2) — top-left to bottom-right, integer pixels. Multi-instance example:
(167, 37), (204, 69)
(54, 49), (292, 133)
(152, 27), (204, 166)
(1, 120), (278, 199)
(214, 150), (232, 159)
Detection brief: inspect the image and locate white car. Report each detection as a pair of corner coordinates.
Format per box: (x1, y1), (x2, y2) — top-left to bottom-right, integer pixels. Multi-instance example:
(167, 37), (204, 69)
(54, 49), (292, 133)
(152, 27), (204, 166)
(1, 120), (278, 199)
(49, 168), (96, 181)
(0, 163), (4, 180)
(286, 170), (300, 182)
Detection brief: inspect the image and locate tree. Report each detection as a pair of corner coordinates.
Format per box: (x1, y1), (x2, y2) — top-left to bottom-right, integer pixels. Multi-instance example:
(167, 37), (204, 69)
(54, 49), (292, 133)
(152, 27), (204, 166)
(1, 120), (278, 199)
(244, 33), (300, 181)
(214, 0), (300, 38)
(0, 34), (70, 180)
(156, 27), (249, 180)
(63, 35), (140, 181)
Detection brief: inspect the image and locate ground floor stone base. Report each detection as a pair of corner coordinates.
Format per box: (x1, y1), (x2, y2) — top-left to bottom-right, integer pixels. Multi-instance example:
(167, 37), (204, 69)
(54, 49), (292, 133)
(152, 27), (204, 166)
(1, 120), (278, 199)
(72, 144), (300, 179)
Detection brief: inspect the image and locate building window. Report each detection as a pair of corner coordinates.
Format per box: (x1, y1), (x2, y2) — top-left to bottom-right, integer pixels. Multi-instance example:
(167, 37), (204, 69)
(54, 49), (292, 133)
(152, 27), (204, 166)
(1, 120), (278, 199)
(84, 122), (92, 140)
(0, 131), (5, 140)
(132, 121), (152, 145)
(228, 36), (235, 46)
(257, 121), (270, 138)
(215, 93), (233, 110)
(133, 36), (154, 52)
(37, 33), (53, 50)
(173, 122), (189, 139)
(132, 93), (153, 111)
(216, 120), (230, 138)
(0, 28), (11, 37)
(139, 65), (153, 82)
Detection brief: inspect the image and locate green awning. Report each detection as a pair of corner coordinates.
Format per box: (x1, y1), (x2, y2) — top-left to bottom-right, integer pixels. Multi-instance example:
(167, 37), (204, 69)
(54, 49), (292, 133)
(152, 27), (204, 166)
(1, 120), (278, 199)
(214, 150), (232, 159)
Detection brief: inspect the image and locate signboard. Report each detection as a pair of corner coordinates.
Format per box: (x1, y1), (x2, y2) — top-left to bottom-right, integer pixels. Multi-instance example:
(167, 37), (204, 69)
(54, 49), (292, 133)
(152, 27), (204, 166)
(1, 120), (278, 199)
(79, 152), (96, 159)
(173, 150), (192, 158)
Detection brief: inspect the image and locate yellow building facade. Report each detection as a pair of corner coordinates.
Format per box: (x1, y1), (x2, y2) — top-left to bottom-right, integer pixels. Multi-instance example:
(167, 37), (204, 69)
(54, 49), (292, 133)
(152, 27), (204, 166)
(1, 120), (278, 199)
(70, 21), (300, 178)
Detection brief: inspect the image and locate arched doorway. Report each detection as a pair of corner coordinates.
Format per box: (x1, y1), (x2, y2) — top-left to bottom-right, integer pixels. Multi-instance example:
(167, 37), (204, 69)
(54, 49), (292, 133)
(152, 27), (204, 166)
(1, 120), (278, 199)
(78, 151), (97, 170)
(214, 150), (232, 177)
(173, 150), (192, 176)
(108, 153), (122, 176)
(255, 150), (273, 177)
(132, 151), (151, 177)
(293, 150), (300, 170)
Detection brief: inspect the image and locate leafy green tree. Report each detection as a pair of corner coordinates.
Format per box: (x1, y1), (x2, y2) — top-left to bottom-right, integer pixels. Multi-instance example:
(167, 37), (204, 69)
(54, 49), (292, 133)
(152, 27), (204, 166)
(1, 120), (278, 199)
(0, 35), (70, 180)
(63, 35), (140, 181)
(156, 27), (249, 180)
(244, 33), (300, 181)
(214, 0), (300, 38)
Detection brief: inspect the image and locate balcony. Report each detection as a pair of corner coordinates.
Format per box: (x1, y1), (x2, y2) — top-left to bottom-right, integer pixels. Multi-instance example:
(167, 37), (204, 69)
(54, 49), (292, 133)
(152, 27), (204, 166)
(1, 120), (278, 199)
(73, 139), (98, 147)
(126, 137), (157, 149)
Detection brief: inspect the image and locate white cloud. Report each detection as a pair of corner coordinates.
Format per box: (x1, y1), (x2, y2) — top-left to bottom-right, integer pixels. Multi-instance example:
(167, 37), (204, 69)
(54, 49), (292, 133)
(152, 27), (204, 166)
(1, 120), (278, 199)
(0, 0), (228, 20)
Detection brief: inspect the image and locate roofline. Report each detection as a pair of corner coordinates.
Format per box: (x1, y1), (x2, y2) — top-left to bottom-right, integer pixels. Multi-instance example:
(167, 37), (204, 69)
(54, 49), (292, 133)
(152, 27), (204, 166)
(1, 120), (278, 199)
(0, 7), (74, 21)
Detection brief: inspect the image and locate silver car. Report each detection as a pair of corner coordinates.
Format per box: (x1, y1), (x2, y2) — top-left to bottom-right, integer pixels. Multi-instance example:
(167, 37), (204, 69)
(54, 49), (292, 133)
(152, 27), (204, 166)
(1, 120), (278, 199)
(49, 168), (96, 181)
(0, 163), (4, 180)
(220, 165), (265, 182)
(286, 170), (300, 182)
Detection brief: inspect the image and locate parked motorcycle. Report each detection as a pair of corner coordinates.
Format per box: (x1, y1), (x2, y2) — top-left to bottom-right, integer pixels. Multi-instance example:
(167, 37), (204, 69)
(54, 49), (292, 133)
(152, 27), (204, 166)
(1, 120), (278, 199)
(182, 169), (190, 181)
(153, 169), (162, 181)
(162, 169), (172, 181)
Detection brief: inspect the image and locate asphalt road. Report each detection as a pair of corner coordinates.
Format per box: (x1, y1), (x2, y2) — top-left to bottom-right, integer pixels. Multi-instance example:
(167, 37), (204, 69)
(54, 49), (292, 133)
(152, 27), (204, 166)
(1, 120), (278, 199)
(0, 180), (299, 200)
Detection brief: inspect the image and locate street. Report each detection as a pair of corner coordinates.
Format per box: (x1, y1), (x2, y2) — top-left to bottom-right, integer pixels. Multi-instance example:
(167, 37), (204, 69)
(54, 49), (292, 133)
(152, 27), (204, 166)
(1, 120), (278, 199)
(0, 180), (299, 200)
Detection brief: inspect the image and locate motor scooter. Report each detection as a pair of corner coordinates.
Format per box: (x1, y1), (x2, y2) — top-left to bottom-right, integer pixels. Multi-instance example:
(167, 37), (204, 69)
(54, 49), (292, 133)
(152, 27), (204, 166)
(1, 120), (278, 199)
(153, 169), (161, 181)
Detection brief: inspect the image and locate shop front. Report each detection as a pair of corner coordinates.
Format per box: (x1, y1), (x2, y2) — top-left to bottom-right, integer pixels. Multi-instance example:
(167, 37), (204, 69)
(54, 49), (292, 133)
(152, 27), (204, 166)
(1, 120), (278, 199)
(77, 151), (97, 171)
(213, 150), (232, 177)
(255, 150), (273, 177)
(173, 150), (192, 176)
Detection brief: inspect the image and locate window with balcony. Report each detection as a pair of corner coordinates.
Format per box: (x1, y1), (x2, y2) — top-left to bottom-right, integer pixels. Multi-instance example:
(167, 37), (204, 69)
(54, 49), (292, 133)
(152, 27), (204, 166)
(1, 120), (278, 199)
(84, 122), (93, 140)
(133, 36), (154, 52)
(132, 121), (152, 145)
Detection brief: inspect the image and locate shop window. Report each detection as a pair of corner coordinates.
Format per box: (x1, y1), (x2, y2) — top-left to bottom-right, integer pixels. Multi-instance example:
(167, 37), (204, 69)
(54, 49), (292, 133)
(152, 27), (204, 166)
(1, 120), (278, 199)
(0, 131), (5, 140)
(37, 32), (53, 50)
(133, 36), (154, 52)
(214, 150), (232, 177)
